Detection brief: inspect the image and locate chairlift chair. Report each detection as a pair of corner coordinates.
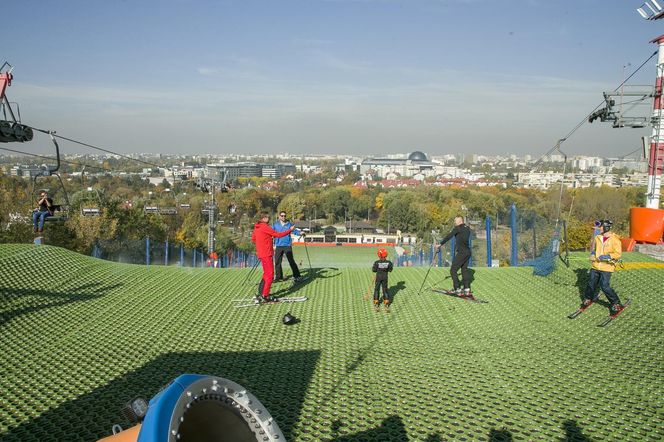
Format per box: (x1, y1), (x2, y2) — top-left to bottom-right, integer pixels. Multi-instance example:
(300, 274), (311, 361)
(157, 188), (178, 215)
(30, 133), (70, 222)
(80, 187), (102, 217)
(159, 207), (178, 215)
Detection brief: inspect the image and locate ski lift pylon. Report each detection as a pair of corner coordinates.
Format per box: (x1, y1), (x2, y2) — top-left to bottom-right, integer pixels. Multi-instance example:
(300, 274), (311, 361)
(0, 62), (34, 143)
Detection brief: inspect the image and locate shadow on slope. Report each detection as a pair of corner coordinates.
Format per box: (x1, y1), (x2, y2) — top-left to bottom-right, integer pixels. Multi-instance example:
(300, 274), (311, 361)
(328, 415), (409, 441)
(561, 420), (591, 441)
(389, 280), (407, 303)
(3, 350), (320, 442)
(272, 266), (342, 297)
(573, 269), (610, 307)
(488, 428), (513, 441)
(0, 281), (122, 326)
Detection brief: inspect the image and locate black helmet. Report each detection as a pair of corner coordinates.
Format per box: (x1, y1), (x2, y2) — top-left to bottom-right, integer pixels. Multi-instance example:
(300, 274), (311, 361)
(282, 312), (298, 325)
(600, 219), (613, 232)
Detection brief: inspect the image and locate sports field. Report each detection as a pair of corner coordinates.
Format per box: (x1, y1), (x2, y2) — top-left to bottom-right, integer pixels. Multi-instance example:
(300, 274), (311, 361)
(0, 244), (662, 441)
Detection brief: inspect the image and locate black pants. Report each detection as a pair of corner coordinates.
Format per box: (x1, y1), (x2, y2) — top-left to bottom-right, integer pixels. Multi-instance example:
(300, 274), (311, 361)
(584, 269), (620, 305)
(451, 251), (471, 290)
(274, 246), (300, 280)
(374, 278), (390, 302)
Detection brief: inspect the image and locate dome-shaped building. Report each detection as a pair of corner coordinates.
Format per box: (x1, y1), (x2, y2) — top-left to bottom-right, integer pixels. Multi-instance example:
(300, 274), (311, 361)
(408, 151), (429, 162)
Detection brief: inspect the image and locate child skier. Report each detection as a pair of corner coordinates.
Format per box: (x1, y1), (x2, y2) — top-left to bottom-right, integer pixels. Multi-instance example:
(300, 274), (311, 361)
(372, 248), (394, 311)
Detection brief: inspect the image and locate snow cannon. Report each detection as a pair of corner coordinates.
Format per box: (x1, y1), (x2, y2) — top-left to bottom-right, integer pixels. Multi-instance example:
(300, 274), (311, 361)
(97, 374), (285, 442)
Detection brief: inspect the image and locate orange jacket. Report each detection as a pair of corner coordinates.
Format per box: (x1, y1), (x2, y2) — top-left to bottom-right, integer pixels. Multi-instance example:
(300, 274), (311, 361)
(251, 221), (292, 258)
(590, 231), (621, 272)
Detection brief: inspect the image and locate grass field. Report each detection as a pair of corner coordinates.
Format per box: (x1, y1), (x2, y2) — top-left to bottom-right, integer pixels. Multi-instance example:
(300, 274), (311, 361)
(0, 244), (663, 441)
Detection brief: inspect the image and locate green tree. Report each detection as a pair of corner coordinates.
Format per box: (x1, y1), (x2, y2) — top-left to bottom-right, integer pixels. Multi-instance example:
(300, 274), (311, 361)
(321, 187), (351, 223)
(278, 193), (306, 220)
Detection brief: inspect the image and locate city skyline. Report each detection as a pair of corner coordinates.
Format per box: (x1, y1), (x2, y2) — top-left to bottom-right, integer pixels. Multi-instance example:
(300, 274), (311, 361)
(2, 0), (660, 158)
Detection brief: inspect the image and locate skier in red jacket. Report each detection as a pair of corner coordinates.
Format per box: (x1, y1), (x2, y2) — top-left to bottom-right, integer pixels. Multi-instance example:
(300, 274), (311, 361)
(251, 211), (295, 303)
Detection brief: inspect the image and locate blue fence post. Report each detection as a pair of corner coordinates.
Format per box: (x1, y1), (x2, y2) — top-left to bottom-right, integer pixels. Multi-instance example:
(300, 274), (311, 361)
(438, 245), (443, 267)
(510, 203), (518, 266)
(146, 237), (151, 266)
(193, 249), (197, 267)
(180, 244), (184, 267)
(165, 239), (169, 266)
(485, 215), (492, 268)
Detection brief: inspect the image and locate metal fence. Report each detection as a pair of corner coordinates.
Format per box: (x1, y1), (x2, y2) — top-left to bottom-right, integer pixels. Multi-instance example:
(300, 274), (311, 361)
(90, 204), (568, 272)
(92, 238), (207, 267)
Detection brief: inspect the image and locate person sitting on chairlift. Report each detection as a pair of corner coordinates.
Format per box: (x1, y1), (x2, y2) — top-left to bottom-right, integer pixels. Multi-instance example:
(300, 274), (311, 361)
(33, 191), (54, 234)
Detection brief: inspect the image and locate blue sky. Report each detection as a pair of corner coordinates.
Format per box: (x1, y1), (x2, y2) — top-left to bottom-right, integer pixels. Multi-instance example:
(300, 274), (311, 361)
(2, 0), (661, 157)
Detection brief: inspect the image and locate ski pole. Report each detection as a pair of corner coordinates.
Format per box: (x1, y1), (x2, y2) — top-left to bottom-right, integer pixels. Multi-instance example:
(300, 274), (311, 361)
(303, 237), (313, 273)
(364, 274), (377, 301)
(242, 256), (261, 286)
(416, 245), (440, 296)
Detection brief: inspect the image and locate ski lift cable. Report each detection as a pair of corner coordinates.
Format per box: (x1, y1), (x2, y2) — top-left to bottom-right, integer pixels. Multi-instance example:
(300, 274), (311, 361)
(619, 96), (652, 106)
(618, 146), (645, 160)
(26, 125), (164, 169)
(530, 50), (658, 172)
(0, 145), (109, 171)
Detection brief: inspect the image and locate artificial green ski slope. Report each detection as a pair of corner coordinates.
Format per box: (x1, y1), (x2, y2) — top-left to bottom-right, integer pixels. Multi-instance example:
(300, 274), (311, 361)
(1, 244), (662, 442)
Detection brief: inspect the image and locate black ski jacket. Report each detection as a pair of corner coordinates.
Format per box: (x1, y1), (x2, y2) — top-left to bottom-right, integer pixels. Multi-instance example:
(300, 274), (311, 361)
(372, 259), (393, 281)
(440, 224), (472, 255)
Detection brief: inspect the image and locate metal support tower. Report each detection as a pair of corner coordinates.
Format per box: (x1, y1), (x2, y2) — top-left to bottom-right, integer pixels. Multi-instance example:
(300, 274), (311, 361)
(207, 182), (217, 253)
(646, 34), (664, 208)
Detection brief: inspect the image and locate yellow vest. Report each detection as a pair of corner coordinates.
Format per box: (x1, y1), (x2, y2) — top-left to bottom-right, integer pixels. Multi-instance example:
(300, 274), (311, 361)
(591, 232), (621, 272)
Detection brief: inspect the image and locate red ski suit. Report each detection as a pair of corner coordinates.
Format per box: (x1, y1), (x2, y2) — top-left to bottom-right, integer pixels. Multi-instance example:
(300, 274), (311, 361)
(251, 221), (292, 296)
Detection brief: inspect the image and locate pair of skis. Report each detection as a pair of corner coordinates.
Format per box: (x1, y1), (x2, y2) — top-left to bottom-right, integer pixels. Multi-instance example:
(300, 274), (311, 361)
(431, 289), (488, 304)
(234, 296), (308, 308)
(567, 298), (631, 326)
(235, 275), (311, 308)
(372, 302), (391, 313)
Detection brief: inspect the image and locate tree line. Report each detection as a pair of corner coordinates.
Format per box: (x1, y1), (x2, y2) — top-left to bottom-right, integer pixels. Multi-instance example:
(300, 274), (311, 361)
(0, 170), (644, 258)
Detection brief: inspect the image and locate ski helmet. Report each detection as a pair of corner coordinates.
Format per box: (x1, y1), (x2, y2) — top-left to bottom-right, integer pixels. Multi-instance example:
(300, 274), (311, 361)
(283, 312), (298, 325)
(377, 248), (388, 259)
(601, 219), (613, 232)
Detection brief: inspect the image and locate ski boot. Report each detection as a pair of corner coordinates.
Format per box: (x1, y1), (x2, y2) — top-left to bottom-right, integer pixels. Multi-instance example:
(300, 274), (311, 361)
(383, 299), (391, 313)
(609, 303), (624, 317)
(462, 288), (472, 298)
(373, 299), (380, 312)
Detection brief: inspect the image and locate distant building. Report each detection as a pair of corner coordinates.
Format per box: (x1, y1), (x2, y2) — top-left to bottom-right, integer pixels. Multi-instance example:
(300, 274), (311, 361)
(207, 163), (296, 181)
(10, 165), (42, 178)
(359, 151), (436, 178)
(345, 221), (376, 234)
